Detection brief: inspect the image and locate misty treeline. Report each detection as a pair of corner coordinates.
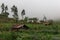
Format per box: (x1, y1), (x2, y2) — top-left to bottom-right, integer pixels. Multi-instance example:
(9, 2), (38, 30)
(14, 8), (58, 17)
(0, 3), (25, 23)
(0, 3), (54, 24)
(0, 3), (40, 23)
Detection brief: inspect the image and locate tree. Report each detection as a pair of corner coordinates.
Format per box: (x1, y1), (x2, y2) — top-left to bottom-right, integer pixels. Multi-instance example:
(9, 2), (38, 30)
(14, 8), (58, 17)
(28, 18), (38, 23)
(11, 5), (18, 23)
(1, 3), (5, 13)
(1, 3), (9, 17)
(33, 18), (38, 23)
(5, 5), (8, 13)
(43, 15), (47, 22)
(5, 5), (9, 17)
(21, 9), (25, 20)
(24, 17), (28, 22)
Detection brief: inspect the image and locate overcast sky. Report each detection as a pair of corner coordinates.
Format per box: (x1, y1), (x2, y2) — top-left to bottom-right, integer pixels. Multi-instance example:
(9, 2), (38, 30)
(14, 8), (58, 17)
(0, 0), (60, 20)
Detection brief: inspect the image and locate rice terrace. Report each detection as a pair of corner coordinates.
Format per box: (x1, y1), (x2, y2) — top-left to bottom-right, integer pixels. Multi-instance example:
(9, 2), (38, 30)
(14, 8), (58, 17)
(0, 0), (60, 40)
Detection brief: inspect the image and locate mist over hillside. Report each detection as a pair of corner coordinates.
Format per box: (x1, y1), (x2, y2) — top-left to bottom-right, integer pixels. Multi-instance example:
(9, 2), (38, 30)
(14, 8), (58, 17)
(0, 0), (60, 20)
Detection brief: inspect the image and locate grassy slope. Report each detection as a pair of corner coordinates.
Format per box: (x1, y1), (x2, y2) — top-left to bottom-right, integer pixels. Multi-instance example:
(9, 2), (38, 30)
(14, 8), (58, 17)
(0, 23), (60, 40)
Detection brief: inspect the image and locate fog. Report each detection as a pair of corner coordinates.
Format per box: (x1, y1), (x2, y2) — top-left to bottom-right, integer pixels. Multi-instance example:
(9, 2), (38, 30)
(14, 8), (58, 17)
(0, 0), (60, 20)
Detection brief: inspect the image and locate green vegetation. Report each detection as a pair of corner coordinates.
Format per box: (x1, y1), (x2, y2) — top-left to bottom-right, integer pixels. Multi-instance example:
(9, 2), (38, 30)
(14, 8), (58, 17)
(11, 5), (18, 23)
(0, 3), (60, 40)
(0, 23), (60, 40)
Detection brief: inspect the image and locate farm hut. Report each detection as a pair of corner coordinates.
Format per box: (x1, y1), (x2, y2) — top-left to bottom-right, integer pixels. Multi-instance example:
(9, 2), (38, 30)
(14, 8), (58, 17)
(11, 24), (29, 31)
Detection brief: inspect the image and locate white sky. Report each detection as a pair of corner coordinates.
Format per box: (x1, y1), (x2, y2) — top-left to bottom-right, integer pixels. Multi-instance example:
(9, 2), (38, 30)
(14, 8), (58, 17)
(0, 0), (60, 20)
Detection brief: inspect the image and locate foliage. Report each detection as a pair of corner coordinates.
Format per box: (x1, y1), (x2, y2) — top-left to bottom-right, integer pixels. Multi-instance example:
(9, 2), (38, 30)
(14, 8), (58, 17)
(1, 3), (5, 13)
(1, 3), (9, 18)
(0, 23), (60, 40)
(24, 17), (28, 22)
(28, 18), (38, 23)
(21, 9), (25, 20)
(11, 5), (18, 23)
(5, 5), (8, 13)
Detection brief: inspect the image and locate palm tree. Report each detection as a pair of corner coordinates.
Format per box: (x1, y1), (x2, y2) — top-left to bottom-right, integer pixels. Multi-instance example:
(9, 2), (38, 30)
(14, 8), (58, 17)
(1, 3), (5, 13)
(21, 9), (25, 20)
(11, 5), (18, 23)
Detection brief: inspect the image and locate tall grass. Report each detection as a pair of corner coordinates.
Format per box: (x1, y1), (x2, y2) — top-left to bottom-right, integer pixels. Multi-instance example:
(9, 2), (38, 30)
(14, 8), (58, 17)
(0, 23), (60, 40)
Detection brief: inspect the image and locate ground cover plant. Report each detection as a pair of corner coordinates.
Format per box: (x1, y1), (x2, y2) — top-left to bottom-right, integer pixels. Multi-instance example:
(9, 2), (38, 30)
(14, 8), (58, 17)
(0, 22), (60, 40)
